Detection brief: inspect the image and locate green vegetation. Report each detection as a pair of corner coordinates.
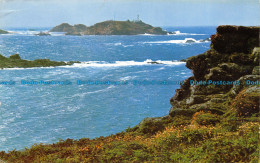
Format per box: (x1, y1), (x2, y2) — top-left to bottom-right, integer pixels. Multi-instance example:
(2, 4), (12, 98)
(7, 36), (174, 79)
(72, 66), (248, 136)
(50, 20), (167, 35)
(0, 29), (8, 34)
(0, 54), (78, 69)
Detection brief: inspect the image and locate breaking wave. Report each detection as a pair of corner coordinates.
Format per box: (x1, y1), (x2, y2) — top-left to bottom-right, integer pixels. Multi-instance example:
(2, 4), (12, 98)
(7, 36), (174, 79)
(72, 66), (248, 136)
(167, 31), (206, 35)
(2, 60), (185, 70)
(63, 59), (185, 68)
(143, 38), (210, 44)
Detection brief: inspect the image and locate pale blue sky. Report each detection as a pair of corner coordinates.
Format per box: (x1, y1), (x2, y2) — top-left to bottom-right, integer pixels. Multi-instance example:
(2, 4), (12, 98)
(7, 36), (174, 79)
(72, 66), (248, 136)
(0, 0), (259, 28)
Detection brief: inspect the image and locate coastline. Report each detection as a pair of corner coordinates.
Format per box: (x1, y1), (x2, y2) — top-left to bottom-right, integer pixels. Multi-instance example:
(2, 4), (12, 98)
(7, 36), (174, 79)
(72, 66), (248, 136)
(0, 54), (79, 69)
(0, 25), (259, 162)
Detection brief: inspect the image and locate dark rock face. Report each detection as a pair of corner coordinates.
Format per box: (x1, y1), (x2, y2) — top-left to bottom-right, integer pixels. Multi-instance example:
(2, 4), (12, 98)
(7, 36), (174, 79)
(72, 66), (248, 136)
(211, 25), (259, 54)
(169, 25), (260, 118)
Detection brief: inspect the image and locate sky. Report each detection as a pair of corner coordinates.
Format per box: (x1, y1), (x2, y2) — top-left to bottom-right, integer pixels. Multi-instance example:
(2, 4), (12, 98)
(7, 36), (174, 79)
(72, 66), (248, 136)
(0, 0), (259, 28)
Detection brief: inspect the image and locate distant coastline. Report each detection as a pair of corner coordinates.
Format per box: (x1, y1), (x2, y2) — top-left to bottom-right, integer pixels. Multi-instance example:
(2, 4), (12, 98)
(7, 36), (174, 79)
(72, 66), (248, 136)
(0, 29), (8, 34)
(0, 54), (78, 69)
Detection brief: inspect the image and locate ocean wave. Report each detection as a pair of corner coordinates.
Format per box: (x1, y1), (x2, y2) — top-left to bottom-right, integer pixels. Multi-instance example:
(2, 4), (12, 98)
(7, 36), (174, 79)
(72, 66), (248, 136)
(138, 33), (156, 36)
(123, 45), (134, 47)
(2, 67), (56, 70)
(114, 42), (122, 46)
(6, 30), (65, 36)
(167, 31), (206, 35)
(77, 85), (116, 95)
(105, 42), (134, 47)
(62, 59), (185, 68)
(120, 76), (137, 81)
(1, 60), (185, 70)
(143, 38), (210, 44)
(8, 30), (45, 36)
(49, 32), (66, 36)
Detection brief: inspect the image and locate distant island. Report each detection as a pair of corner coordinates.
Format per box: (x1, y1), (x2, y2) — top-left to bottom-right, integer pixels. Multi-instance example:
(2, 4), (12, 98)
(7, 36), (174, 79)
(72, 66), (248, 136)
(0, 29), (8, 34)
(50, 20), (168, 35)
(0, 54), (78, 69)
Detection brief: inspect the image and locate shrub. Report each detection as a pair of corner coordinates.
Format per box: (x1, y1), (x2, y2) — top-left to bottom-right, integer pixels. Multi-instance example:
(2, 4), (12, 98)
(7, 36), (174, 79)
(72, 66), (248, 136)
(231, 89), (259, 116)
(9, 54), (21, 60)
(192, 111), (220, 126)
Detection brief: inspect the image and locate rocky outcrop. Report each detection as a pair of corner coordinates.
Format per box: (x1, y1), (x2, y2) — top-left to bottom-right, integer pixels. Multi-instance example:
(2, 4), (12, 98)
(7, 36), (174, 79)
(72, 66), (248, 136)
(0, 29), (8, 34)
(169, 26), (260, 118)
(0, 54), (79, 69)
(211, 25), (259, 54)
(35, 32), (51, 36)
(134, 26), (259, 135)
(50, 20), (167, 35)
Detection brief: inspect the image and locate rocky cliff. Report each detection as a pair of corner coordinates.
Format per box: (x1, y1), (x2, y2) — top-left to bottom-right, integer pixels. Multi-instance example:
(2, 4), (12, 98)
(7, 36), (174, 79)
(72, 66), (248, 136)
(132, 25), (259, 135)
(169, 25), (259, 118)
(50, 20), (167, 35)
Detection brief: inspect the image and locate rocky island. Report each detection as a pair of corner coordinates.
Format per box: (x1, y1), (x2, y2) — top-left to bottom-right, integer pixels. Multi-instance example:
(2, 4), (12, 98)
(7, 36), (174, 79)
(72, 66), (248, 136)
(0, 29), (8, 34)
(50, 20), (167, 35)
(0, 54), (77, 69)
(0, 25), (259, 162)
(35, 32), (51, 36)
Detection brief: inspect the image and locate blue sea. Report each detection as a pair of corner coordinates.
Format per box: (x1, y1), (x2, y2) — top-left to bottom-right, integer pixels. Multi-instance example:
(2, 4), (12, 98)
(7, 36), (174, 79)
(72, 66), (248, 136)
(0, 26), (216, 151)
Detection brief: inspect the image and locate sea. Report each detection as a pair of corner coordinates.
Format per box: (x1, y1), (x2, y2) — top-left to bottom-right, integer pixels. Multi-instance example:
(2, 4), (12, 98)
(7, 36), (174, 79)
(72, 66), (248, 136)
(0, 26), (216, 151)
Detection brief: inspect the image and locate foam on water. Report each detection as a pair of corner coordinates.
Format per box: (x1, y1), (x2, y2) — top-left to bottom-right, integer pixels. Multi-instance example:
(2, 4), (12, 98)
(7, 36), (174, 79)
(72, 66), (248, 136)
(1, 60), (185, 70)
(167, 31), (206, 36)
(143, 38), (209, 44)
(5, 29), (205, 37)
(62, 60), (185, 68)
